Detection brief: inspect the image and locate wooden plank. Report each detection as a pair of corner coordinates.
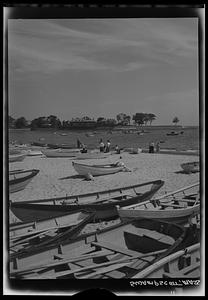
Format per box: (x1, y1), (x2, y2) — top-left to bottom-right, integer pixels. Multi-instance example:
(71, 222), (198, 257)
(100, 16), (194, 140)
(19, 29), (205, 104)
(154, 183), (199, 202)
(91, 241), (139, 257)
(160, 203), (185, 208)
(163, 261), (200, 278)
(10, 249), (114, 275)
(11, 248), (167, 278)
(75, 262), (133, 279)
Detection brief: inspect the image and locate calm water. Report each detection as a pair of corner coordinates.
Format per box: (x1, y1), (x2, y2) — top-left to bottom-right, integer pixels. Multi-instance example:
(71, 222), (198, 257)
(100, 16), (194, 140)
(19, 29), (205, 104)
(8, 127), (200, 152)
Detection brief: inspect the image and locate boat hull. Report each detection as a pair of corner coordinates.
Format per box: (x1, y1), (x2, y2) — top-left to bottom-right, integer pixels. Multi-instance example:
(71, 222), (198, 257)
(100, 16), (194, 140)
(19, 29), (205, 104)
(9, 218), (199, 279)
(181, 162), (200, 173)
(42, 150), (78, 157)
(72, 161), (125, 176)
(9, 153), (26, 162)
(9, 169), (40, 193)
(10, 180), (164, 221)
(117, 205), (200, 224)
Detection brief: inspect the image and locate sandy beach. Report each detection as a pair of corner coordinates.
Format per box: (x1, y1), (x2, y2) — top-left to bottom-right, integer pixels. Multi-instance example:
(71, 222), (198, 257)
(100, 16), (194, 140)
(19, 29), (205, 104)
(8, 151), (200, 223)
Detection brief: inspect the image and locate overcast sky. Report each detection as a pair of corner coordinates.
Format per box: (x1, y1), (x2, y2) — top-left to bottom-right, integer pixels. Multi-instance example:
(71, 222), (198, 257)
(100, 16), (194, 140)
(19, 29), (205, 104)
(8, 18), (199, 125)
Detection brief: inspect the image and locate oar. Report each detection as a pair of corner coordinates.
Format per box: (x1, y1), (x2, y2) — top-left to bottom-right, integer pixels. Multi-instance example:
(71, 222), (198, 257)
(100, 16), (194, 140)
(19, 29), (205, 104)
(150, 182), (199, 206)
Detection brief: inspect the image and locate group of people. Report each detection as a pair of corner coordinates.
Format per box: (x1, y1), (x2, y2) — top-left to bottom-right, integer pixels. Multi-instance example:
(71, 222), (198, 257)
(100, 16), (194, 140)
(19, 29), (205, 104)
(149, 141), (160, 153)
(99, 139), (111, 153)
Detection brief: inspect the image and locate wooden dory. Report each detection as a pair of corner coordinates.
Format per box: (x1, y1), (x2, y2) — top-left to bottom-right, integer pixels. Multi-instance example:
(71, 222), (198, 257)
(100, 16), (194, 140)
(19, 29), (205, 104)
(47, 143), (76, 149)
(75, 152), (111, 160)
(72, 161), (128, 177)
(10, 179), (164, 221)
(181, 161), (200, 173)
(9, 218), (200, 279)
(9, 210), (95, 259)
(132, 242), (200, 279)
(9, 153), (27, 163)
(117, 182), (200, 224)
(9, 169), (40, 193)
(42, 149), (79, 158)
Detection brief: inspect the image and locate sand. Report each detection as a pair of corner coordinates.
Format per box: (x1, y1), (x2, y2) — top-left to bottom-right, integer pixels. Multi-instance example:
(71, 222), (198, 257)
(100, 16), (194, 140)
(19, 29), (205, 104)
(8, 151), (200, 223)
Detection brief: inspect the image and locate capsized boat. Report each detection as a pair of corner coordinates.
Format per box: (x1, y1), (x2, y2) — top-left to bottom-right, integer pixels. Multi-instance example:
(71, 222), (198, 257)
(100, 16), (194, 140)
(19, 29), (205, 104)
(181, 161), (200, 173)
(9, 169), (40, 193)
(9, 210), (95, 259)
(10, 179), (164, 221)
(9, 218), (200, 279)
(132, 242), (200, 279)
(72, 160), (129, 177)
(9, 153), (27, 163)
(117, 182), (200, 224)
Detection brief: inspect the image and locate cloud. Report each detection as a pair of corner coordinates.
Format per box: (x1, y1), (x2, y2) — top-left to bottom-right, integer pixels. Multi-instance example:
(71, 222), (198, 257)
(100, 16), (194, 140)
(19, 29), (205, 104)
(8, 18), (198, 74)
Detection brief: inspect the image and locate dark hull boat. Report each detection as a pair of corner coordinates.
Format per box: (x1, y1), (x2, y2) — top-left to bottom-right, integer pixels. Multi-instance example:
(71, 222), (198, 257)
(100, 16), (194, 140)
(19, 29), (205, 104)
(9, 218), (200, 279)
(10, 179), (164, 221)
(9, 210), (95, 260)
(9, 169), (40, 193)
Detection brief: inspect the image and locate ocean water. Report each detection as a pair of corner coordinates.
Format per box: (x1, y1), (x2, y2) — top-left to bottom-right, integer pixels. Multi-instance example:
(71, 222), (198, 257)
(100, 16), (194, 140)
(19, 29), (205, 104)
(8, 127), (200, 151)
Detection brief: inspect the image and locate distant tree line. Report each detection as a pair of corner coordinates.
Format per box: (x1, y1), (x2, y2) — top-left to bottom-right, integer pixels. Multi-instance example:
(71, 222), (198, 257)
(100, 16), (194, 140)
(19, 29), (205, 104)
(8, 112), (167, 129)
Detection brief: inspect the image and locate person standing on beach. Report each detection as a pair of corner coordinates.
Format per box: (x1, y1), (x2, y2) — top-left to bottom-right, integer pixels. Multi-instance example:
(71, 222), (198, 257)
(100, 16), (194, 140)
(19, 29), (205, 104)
(149, 142), (155, 153)
(156, 141), (160, 153)
(105, 140), (111, 153)
(77, 139), (81, 149)
(99, 139), (105, 152)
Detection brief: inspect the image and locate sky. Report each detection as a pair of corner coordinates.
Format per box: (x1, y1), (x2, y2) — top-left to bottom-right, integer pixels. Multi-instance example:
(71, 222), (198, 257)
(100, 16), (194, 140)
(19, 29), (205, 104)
(8, 18), (199, 125)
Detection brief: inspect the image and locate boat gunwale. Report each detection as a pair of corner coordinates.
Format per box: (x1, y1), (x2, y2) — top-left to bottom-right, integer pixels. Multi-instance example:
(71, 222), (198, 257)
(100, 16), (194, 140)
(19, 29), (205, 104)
(10, 179), (164, 205)
(9, 169), (40, 185)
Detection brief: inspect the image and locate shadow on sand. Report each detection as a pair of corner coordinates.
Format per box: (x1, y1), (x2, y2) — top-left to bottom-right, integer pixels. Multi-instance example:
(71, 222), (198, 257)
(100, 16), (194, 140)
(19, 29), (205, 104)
(174, 170), (199, 174)
(59, 174), (84, 180)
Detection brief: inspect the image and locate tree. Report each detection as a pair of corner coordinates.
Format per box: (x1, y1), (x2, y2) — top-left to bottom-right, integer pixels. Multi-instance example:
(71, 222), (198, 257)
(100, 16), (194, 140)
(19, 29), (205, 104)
(47, 115), (61, 128)
(148, 113), (156, 125)
(8, 116), (16, 128)
(14, 117), (28, 128)
(172, 116), (179, 126)
(132, 113), (146, 126)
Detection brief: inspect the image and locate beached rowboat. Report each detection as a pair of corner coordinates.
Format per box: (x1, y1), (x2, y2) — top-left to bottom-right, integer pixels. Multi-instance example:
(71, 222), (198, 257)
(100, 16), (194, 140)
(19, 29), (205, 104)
(72, 161), (128, 177)
(42, 149), (79, 158)
(9, 210), (95, 259)
(9, 218), (199, 279)
(47, 143), (76, 149)
(9, 169), (40, 193)
(117, 182), (200, 224)
(181, 161), (199, 173)
(26, 150), (44, 156)
(132, 242), (200, 279)
(75, 152), (111, 160)
(10, 179), (164, 221)
(9, 153), (27, 163)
